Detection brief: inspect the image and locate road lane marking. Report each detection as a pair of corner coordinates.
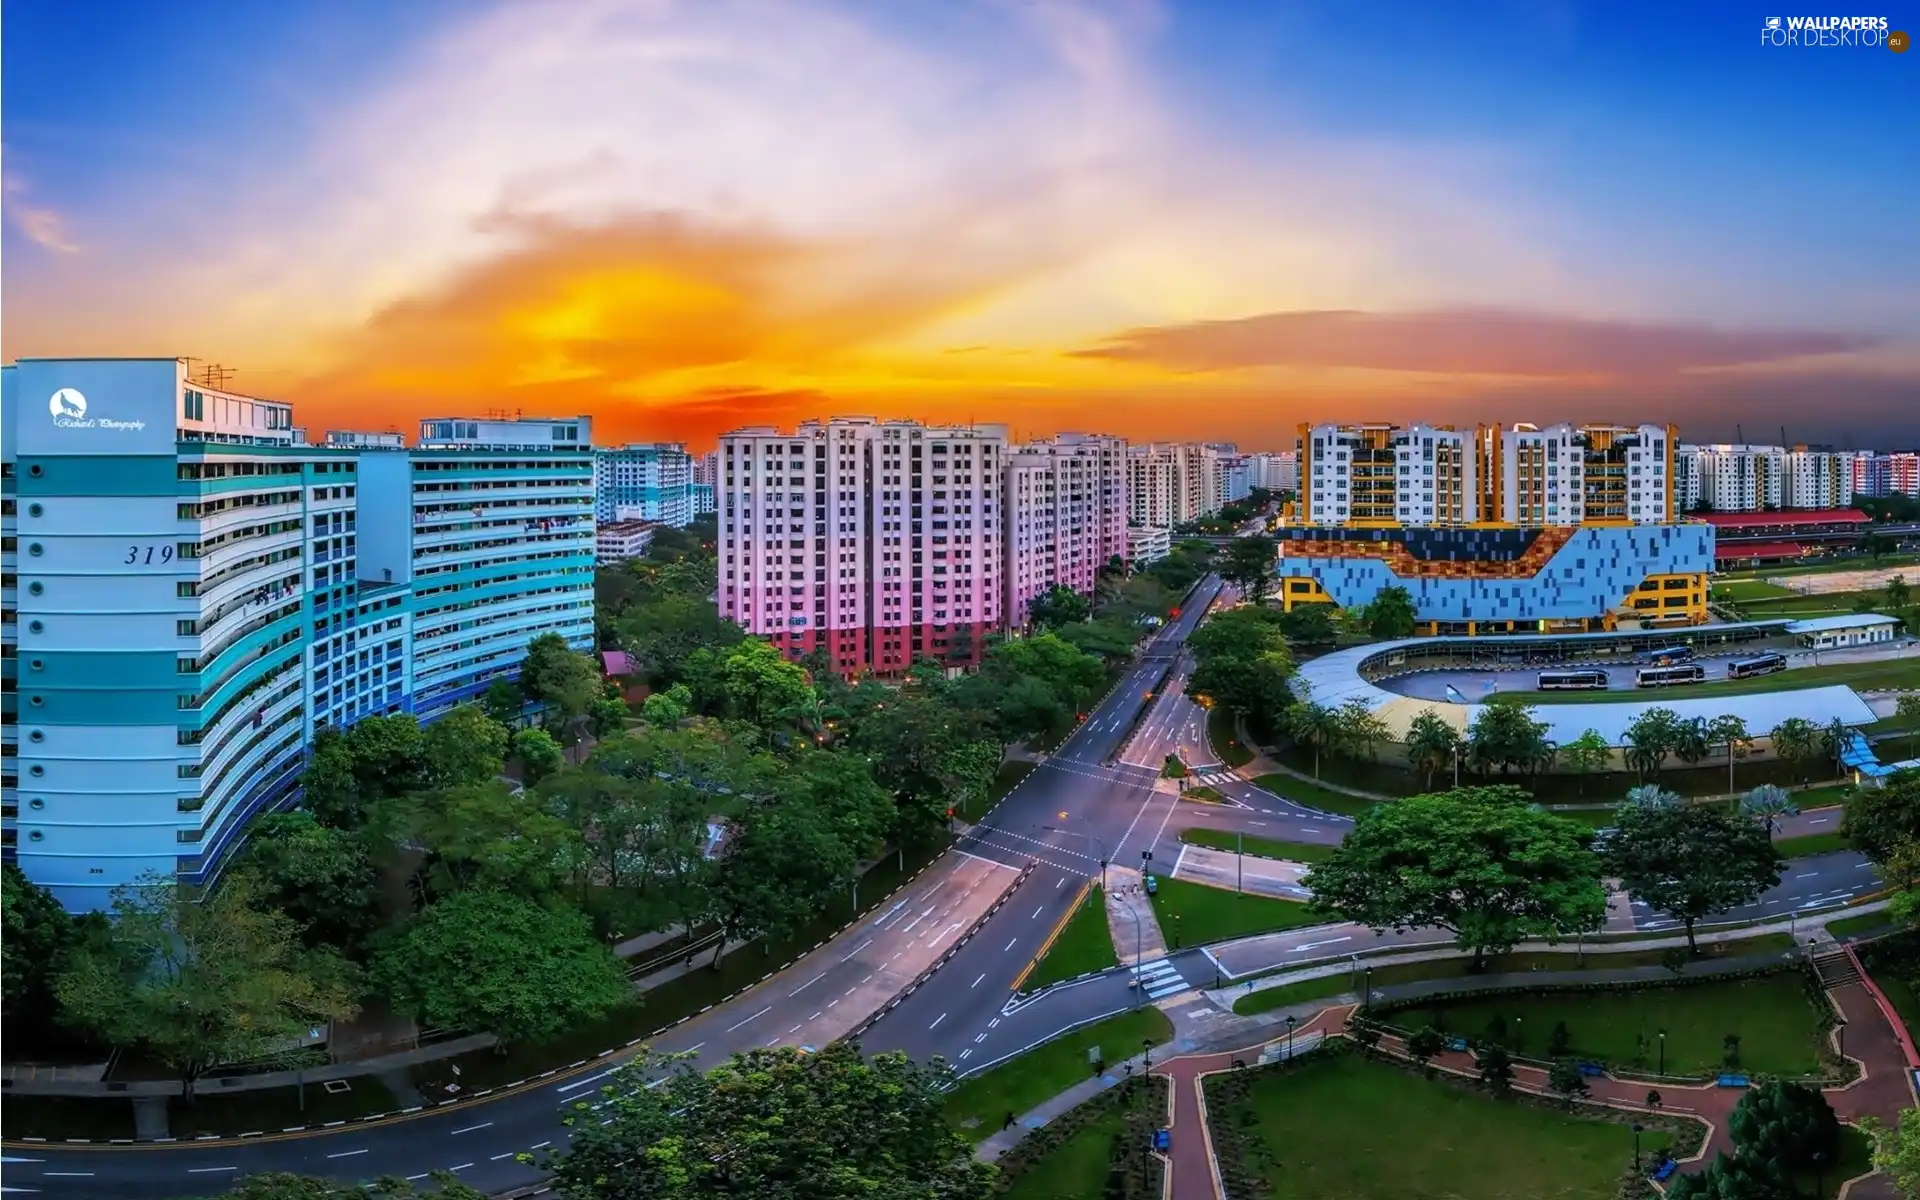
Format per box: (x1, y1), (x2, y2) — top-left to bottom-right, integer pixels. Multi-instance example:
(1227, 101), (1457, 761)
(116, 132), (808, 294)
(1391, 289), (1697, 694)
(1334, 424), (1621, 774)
(450, 1121), (493, 1135)
(787, 1024), (802, 1034)
(1032, 905), (1044, 919)
(838, 937), (875, 962)
(930, 1013), (947, 1030)
(989, 1018), (1001, 1028)
(787, 970), (828, 997)
(556, 1068), (617, 1094)
(1056, 877), (1066, 889)
(971, 973), (986, 988)
(42, 1173), (93, 1178)
(1004, 938), (1019, 952)
(533, 1141), (552, 1150)
(187, 1168), (238, 1174)
(810, 1011), (822, 1020)
(327, 1149), (369, 1159)
(491, 1153), (517, 1161)
(725, 1005), (773, 1033)
(975, 1033), (989, 1043)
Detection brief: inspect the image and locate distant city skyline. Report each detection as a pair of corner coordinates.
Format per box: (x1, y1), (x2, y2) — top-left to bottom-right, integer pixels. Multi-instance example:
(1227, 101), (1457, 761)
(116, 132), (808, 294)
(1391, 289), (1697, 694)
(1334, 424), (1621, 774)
(4, 0), (1915, 449)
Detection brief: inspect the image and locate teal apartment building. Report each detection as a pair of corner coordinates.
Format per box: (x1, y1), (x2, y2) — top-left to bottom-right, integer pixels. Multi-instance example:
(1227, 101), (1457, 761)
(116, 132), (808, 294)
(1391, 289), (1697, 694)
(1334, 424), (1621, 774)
(2, 358), (594, 910)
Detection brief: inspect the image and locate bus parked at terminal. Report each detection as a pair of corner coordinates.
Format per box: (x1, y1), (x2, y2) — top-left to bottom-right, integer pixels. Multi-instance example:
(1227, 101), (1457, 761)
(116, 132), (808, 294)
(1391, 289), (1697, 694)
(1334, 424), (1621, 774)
(1538, 669), (1610, 691)
(1645, 644), (1694, 666)
(1726, 653), (1788, 680)
(1636, 663), (1707, 688)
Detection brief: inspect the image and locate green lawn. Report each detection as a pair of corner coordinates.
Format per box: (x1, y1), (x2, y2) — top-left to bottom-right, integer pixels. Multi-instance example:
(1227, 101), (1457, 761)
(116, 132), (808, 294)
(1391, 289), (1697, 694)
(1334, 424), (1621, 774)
(1542, 807), (1618, 830)
(1185, 784), (1225, 803)
(1025, 886), (1119, 991)
(1250, 772), (1382, 816)
(1825, 910), (1895, 940)
(1231, 936), (1797, 1016)
(1210, 1049), (1676, 1200)
(1396, 972), (1828, 1077)
(1712, 579), (1798, 602)
(1522, 657), (1920, 705)
(945, 1008), (1173, 1142)
(1774, 831), (1853, 859)
(1148, 875), (1328, 949)
(1180, 827), (1338, 863)
(1794, 783), (1856, 808)
(1000, 1108), (1127, 1200)
(1210, 707), (1255, 767)
(1858, 932), (1920, 1037)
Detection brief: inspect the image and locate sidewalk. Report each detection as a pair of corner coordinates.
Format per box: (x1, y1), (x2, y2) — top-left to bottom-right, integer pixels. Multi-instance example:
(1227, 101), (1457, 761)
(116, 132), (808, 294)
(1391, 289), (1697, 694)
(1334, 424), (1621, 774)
(1104, 866), (1169, 965)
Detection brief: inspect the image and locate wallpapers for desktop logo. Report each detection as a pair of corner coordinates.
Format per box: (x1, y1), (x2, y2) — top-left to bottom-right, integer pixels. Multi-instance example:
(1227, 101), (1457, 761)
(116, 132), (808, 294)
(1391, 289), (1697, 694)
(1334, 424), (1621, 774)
(1760, 15), (1899, 46)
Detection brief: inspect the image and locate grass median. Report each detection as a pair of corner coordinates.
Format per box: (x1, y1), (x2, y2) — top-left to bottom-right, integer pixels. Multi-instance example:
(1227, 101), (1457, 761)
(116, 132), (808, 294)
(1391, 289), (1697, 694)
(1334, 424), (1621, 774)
(1147, 875), (1327, 949)
(1774, 831), (1853, 858)
(944, 1007), (1173, 1142)
(1249, 772), (1381, 816)
(1179, 826), (1338, 863)
(1209, 707), (1255, 767)
(1024, 885), (1119, 991)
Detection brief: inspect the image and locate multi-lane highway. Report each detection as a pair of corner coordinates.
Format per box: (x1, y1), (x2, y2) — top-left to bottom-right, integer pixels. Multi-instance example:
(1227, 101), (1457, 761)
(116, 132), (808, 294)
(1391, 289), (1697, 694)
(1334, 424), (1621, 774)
(5, 572), (1884, 1197)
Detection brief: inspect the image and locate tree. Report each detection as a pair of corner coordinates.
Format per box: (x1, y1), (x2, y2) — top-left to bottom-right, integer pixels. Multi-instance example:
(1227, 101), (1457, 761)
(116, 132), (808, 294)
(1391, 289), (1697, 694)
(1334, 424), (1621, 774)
(588, 695), (631, 738)
(1860, 1108), (1920, 1199)
(300, 729), (363, 829)
(481, 677), (524, 726)
(1842, 769), (1920, 889)
(1303, 786), (1607, 969)
(1708, 715), (1752, 794)
(234, 812), (382, 951)
(1364, 585), (1418, 639)
(1546, 1059), (1589, 1109)
(344, 714), (429, 800)
(1770, 717), (1824, 783)
(372, 890), (630, 1044)
(641, 682), (694, 726)
(1673, 717), (1712, 768)
(1284, 700), (1344, 779)
(1406, 1026), (1445, 1075)
(1821, 718), (1854, 780)
(1899, 694), (1920, 758)
(541, 1043), (994, 1200)
(713, 639), (820, 735)
(511, 726), (565, 786)
(942, 739), (1004, 821)
(1404, 709), (1464, 789)
(2, 864), (106, 1034)
(1466, 701), (1552, 777)
(1560, 729), (1611, 794)
(518, 633), (604, 726)
(709, 792), (865, 961)
(1739, 784), (1798, 835)
(1603, 803), (1783, 955)
(1624, 784), (1681, 810)
(56, 874), (358, 1098)
(1219, 536), (1278, 604)
(210, 1173), (488, 1200)
(421, 704), (510, 789)
(1027, 584), (1092, 630)
(1728, 1079), (1841, 1176)
(1278, 604), (1336, 646)
(1333, 699), (1392, 763)
(1187, 606), (1296, 719)
(1476, 1043), (1515, 1096)
(1665, 1153), (1793, 1200)
(1623, 707), (1683, 778)
(387, 779), (580, 901)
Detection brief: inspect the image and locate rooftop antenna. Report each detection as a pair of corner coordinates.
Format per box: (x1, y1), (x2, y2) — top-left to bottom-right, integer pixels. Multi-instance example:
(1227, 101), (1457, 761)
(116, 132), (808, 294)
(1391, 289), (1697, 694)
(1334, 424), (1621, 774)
(1735, 423), (1744, 444)
(1780, 425), (1788, 448)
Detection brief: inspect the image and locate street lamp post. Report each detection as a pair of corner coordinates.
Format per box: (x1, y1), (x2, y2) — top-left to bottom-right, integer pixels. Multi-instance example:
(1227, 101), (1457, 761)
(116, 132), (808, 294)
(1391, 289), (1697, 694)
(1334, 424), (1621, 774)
(1632, 1123), (1643, 1172)
(1285, 1014), (1297, 1061)
(1658, 1030), (1667, 1076)
(1236, 830), (1244, 895)
(1364, 966), (1373, 1012)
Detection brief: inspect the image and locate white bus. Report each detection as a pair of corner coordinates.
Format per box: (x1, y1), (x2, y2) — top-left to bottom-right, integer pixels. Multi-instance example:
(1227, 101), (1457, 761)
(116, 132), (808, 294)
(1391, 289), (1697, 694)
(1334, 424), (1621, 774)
(1537, 669), (1609, 691)
(1635, 664), (1707, 688)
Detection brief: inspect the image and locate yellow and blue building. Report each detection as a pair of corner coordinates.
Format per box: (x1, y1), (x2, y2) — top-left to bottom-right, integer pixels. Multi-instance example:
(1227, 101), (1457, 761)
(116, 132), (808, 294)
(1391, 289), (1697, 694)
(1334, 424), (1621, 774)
(2, 358), (594, 909)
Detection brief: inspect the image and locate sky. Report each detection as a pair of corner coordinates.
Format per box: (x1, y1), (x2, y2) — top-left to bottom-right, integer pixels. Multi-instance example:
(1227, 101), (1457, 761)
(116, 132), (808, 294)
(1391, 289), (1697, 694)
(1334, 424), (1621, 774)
(4, 0), (1916, 451)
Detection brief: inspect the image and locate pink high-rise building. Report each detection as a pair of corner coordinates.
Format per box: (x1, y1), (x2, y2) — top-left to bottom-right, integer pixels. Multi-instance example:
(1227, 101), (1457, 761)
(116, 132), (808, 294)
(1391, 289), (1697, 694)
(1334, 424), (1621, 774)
(717, 418), (1006, 676)
(1006, 433), (1128, 627)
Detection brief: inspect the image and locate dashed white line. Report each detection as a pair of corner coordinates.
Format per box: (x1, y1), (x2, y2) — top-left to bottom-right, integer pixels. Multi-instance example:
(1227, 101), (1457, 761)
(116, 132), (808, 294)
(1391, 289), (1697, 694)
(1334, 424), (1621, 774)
(930, 1012), (948, 1030)
(491, 1152), (517, 1161)
(187, 1168), (238, 1174)
(1004, 938), (1019, 952)
(326, 1149), (369, 1159)
(787, 970), (828, 997)
(725, 1005), (773, 1033)
(971, 972), (986, 989)
(448, 1163), (474, 1172)
(450, 1122), (492, 1135)
(787, 1023), (803, 1034)
(1032, 905), (1044, 919)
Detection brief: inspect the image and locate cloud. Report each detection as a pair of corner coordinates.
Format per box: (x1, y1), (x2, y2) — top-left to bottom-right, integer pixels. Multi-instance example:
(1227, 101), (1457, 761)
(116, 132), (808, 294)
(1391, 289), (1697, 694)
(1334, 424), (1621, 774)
(2, 170), (78, 253)
(1074, 308), (1874, 377)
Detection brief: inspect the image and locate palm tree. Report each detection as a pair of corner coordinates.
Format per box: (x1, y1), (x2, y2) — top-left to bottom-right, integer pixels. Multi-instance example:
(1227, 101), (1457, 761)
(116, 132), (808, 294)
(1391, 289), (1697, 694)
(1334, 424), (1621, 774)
(1560, 729), (1611, 795)
(1335, 699), (1391, 764)
(1284, 700), (1343, 780)
(1706, 715), (1750, 795)
(1820, 718), (1854, 781)
(1671, 718), (1711, 770)
(1404, 709), (1462, 790)
(1624, 784), (1681, 810)
(1739, 784), (1797, 835)
(1770, 718), (1820, 783)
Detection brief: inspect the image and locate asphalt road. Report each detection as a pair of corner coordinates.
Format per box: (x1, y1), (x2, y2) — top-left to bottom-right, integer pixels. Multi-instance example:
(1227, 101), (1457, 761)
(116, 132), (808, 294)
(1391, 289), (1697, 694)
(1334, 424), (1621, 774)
(8, 574), (1883, 1196)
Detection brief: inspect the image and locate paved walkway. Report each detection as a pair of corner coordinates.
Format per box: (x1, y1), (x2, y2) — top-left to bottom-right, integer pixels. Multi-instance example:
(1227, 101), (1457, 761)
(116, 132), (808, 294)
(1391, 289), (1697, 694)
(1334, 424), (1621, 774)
(1104, 866), (1169, 965)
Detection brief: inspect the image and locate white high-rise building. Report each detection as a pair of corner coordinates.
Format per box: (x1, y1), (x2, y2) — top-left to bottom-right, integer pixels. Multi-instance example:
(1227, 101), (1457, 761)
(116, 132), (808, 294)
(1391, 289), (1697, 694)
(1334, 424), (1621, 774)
(1490, 423), (1672, 526)
(717, 418), (1005, 675)
(594, 442), (694, 527)
(1783, 448), (1855, 510)
(1126, 443), (1221, 527)
(1676, 443), (1852, 511)
(1248, 452), (1299, 494)
(1005, 433), (1128, 627)
(1299, 423), (1478, 527)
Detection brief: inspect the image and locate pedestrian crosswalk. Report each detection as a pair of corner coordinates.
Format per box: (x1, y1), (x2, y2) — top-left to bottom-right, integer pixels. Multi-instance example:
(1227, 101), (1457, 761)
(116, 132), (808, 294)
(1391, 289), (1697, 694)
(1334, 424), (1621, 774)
(1132, 957), (1190, 1000)
(1188, 768), (1235, 787)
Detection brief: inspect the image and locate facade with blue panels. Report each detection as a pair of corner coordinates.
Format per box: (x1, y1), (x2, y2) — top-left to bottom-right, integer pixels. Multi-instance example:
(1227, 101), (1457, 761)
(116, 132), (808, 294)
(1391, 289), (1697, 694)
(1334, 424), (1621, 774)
(410, 417), (596, 719)
(2, 360), (596, 910)
(1275, 522), (1715, 635)
(593, 442), (694, 527)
